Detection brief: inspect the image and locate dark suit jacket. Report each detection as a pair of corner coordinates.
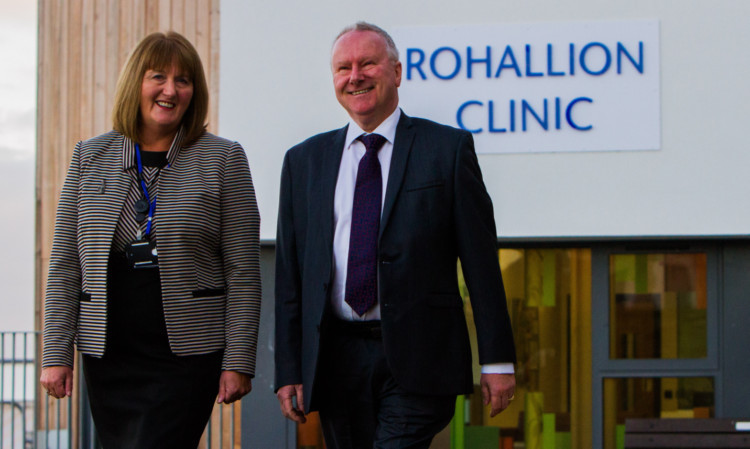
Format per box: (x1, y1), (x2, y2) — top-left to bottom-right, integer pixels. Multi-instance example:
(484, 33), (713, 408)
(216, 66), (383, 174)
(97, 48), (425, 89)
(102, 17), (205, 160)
(42, 130), (262, 376)
(275, 112), (516, 411)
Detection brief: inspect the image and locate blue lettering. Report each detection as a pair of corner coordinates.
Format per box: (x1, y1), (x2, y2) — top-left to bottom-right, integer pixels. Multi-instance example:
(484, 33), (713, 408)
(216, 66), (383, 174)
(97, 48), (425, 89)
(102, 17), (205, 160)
(456, 97), (596, 134)
(456, 100), (483, 133)
(566, 97), (593, 130)
(580, 42), (611, 76)
(467, 46), (492, 79)
(522, 99), (549, 131)
(617, 41), (644, 74)
(430, 47), (461, 80)
(525, 44), (543, 77)
(488, 101), (507, 133)
(405, 42), (642, 81)
(406, 48), (427, 80)
(569, 43), (575, 76)
(547, 44), (565, 76)
(495, 45), (521, 78)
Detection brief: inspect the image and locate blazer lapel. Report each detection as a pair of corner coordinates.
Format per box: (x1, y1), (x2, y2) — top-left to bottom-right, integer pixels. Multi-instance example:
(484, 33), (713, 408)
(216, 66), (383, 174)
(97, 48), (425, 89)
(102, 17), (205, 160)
(318, 125), (348, 251)
(100, 136), (134, 243)
(87, 137), (132, 292)
(380, 113), (414, 240)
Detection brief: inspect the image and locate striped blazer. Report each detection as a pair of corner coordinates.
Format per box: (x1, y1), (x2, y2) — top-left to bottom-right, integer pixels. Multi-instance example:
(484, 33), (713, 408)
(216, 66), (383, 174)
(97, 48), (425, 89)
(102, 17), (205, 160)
(42, 130), (261, 376)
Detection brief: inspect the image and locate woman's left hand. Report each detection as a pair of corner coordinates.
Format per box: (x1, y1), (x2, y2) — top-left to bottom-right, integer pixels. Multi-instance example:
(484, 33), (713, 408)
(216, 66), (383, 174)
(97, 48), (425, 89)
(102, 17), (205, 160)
(216, 370), (252, 404)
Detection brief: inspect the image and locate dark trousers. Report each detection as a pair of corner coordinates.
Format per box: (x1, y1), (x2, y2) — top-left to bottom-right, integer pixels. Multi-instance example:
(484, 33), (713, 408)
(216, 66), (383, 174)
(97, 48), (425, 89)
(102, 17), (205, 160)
(317, 320), (456, 449)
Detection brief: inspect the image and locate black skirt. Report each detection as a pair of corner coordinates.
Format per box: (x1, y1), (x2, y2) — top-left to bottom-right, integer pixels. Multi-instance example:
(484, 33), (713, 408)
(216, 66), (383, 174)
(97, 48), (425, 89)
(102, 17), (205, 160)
(82, 254), (222, 449)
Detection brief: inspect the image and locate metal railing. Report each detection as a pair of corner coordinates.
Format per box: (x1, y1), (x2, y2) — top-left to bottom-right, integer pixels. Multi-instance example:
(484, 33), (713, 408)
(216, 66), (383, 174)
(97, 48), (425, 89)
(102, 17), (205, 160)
(1, 332), (39, 449)
(1, 331), (238, 449)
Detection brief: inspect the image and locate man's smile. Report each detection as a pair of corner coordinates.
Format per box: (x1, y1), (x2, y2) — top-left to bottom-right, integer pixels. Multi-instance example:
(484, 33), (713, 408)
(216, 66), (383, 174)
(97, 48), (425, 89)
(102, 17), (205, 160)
(350, 88), (373, 95)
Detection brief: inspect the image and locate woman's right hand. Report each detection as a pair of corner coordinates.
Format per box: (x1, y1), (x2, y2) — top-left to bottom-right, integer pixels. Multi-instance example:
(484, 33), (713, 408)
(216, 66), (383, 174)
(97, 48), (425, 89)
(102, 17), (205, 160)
(40, 366), (74, 399)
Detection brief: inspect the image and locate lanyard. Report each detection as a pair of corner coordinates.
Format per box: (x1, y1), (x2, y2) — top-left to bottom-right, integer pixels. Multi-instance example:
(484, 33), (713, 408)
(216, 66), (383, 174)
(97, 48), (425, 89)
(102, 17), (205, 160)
(135, 144), (158, 238)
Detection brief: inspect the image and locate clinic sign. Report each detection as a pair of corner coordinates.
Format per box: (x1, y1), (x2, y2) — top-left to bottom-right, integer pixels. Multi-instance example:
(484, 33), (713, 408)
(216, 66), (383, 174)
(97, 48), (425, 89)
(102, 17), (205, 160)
(392, 20), (660, 154)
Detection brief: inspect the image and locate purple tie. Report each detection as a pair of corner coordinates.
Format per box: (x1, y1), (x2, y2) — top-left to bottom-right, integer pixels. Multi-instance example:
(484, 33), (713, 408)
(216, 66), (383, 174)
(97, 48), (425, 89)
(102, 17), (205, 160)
(345, 133), (387, 316)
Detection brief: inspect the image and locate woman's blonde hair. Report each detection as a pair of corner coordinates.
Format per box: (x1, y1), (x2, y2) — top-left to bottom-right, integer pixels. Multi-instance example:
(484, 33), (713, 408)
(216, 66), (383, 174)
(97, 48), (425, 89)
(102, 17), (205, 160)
(112, 31), (208, 146)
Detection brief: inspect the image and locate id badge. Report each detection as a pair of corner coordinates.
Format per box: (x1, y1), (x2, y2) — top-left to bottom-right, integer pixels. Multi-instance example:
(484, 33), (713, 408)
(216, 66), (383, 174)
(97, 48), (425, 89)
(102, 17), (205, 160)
(125, 239), (159, 269)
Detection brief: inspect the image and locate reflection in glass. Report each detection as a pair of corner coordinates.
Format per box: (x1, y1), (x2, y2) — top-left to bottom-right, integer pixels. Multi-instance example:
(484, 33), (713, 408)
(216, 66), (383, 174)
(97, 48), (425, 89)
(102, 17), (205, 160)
(459, 249), (593, 449)
(603, 377), (714, 449)
(609, 253), (707, 359)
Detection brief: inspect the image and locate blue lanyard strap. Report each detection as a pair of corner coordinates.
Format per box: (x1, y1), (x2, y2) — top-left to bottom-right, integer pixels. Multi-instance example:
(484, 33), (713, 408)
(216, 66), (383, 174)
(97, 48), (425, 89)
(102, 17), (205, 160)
(135, 144), (157, 237)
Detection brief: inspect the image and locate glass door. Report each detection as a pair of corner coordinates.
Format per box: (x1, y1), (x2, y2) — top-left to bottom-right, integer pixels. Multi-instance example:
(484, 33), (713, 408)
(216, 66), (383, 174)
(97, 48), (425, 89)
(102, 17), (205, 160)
(591, 246), (720, 449)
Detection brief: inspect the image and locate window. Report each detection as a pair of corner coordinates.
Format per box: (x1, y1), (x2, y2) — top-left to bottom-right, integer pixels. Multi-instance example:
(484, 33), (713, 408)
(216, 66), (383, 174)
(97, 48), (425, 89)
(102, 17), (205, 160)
(610, 254), (707, 359)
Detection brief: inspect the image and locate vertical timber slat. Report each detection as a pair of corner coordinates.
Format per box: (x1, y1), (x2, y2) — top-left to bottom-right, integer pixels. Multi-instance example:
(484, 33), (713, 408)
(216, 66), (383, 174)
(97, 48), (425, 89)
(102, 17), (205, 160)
(208, 0), (219, 132)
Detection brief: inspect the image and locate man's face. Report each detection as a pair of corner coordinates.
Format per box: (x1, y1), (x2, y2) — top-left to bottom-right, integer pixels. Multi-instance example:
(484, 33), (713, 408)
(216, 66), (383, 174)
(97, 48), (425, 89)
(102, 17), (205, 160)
(331, 30), (402, 132)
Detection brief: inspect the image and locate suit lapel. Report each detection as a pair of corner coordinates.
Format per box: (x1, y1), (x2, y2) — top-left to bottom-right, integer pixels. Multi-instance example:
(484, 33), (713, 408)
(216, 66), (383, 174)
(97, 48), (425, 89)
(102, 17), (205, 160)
(100, 136), (134, 243)
(318, 125), (348, 251)
(380, 113), (414, 239)
(85, 136), (132, 297)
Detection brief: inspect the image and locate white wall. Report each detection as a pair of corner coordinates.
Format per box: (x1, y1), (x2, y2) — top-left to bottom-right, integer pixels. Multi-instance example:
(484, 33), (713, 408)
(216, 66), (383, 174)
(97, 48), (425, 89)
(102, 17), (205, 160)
(219, 0), (750, 240)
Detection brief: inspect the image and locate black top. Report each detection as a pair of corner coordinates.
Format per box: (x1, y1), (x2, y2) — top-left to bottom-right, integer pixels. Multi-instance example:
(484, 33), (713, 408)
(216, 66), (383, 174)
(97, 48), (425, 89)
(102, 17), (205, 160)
(140, 150), (168, 168)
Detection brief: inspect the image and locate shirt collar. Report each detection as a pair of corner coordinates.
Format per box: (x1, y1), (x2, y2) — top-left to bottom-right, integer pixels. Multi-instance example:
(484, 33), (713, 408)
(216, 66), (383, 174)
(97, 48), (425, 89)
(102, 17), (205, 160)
(121, 126), (185, 170)
(344, 107), (401, 150)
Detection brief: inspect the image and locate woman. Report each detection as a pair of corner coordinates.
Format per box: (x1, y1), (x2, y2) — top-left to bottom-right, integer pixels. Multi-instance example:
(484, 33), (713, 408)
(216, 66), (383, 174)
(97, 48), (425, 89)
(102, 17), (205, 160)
(40, 31), (261, 448)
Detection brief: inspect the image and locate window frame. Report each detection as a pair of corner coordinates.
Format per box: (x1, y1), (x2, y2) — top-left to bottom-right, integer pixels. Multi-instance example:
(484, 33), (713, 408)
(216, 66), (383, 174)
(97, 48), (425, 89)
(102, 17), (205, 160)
(591, 245), (722, 449)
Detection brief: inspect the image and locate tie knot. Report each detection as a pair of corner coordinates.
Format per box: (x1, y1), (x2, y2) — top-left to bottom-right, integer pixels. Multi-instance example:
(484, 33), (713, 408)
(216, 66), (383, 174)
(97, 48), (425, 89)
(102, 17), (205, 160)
(357, 133), (387, 153)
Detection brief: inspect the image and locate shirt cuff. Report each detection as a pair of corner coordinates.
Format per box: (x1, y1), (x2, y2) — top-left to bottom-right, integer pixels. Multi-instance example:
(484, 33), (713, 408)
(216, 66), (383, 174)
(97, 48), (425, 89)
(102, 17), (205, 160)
(481, 363), (515, 374)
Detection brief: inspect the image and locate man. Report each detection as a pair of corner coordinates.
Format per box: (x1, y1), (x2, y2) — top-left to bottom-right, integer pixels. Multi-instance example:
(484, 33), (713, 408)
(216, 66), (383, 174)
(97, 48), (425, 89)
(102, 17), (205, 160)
(275, 22), (516, 448)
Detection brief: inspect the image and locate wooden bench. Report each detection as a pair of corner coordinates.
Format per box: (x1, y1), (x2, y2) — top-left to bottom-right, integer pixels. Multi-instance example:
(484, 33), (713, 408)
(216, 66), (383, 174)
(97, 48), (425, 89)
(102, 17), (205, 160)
(624, 418), (750, 448)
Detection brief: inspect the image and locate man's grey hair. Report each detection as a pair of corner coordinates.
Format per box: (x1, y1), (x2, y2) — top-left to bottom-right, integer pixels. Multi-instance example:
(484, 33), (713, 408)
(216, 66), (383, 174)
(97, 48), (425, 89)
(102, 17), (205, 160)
(333, 21), (400, 62)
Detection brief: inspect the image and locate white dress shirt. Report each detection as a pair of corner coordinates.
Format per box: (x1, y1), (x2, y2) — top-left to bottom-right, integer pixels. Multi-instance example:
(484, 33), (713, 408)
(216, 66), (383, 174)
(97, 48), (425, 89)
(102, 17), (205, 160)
(330, 106), (514, 375)
(331, 108), (400, 321)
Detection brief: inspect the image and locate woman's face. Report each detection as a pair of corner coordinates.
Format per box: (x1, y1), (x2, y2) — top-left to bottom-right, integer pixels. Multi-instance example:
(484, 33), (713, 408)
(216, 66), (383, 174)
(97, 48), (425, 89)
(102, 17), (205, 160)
(139, 65), (194, 136)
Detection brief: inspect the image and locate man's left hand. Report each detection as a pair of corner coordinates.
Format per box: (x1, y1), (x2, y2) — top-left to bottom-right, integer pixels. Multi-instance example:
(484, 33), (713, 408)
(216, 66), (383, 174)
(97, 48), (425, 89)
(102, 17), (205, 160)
(217, 370), (252, 404)
(480, 373), (516, 417)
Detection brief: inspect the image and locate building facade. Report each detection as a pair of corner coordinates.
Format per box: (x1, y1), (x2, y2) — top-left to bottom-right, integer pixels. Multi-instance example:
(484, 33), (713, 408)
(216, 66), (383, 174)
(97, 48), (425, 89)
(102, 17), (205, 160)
(37, 1), (750, 448)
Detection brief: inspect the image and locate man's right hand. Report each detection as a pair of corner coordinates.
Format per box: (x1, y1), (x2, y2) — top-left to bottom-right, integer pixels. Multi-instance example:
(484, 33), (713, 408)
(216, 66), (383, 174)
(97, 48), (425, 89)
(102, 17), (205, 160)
(40, 366), (74, 399)
(276, 384), (306, 423)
